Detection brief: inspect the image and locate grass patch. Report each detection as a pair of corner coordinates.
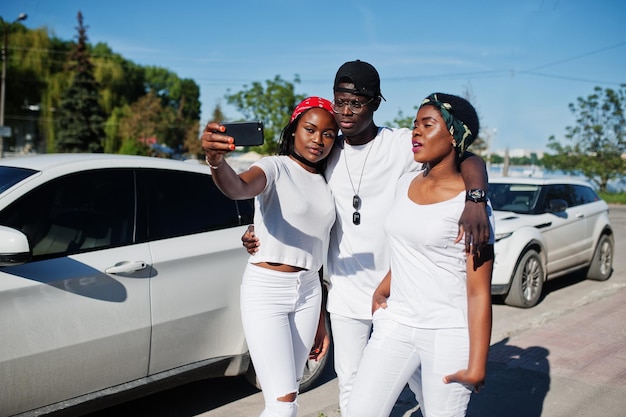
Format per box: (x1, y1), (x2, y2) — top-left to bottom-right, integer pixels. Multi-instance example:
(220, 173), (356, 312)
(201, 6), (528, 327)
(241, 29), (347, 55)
(599, 191), (626, 205)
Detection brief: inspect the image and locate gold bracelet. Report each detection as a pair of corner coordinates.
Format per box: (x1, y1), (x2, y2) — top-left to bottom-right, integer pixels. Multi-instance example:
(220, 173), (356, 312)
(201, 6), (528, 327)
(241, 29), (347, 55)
(205, 156), (223, 170)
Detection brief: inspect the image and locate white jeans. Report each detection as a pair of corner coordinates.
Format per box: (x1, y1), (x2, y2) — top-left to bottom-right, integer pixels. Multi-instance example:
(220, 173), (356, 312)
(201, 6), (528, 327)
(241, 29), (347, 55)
(241, 264), (322, 417)
(347, 309), (472, 417)
(329, 313), (373, 416)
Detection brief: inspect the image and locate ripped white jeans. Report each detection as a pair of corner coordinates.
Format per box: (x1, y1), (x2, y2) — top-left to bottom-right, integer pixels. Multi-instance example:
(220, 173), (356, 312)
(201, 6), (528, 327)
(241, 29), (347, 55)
(241, 264), (322, 417)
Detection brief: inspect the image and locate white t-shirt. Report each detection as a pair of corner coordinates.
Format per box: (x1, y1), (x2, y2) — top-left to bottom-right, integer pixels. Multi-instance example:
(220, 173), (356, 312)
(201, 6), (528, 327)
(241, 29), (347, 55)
(325, 127), (420, 319)
(251, 156), (335, 272)
(383, 171), (495, 328)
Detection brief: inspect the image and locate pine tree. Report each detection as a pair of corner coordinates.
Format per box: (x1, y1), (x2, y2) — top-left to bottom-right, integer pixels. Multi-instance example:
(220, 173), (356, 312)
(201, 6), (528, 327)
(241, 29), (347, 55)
(55, 11), (105, 152)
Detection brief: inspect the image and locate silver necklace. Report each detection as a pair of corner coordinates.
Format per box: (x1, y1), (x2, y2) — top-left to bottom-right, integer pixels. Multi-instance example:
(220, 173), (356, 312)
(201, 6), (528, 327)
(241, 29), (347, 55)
(343, 140), (375, 225)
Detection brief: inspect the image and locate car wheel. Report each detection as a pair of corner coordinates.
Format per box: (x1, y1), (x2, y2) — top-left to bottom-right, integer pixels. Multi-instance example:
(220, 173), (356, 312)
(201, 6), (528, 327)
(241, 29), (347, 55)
(505, 249), (544, 308)
(586, 234), (614, 281)
(243, 313), (332, 393)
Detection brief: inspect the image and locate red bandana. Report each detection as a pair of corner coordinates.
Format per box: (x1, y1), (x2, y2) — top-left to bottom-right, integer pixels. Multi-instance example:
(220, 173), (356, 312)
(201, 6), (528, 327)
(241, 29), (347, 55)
(290, 96), (334, 123)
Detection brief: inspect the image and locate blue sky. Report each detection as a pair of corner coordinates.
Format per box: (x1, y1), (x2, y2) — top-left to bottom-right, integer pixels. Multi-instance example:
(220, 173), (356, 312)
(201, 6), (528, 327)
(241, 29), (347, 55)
(2, 0), (625, 153)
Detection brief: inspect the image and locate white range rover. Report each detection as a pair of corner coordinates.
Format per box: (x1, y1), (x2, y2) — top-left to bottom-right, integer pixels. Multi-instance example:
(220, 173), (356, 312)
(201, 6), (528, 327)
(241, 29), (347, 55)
(488, 177), (614, 308)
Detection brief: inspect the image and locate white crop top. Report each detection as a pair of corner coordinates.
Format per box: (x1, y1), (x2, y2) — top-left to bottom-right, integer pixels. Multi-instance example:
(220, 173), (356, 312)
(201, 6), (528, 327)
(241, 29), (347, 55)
(249, 156), (335, 271)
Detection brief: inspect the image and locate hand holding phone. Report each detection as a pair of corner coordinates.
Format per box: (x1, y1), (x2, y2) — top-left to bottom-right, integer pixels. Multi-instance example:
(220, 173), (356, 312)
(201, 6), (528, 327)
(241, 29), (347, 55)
(220, 121), (264, 146)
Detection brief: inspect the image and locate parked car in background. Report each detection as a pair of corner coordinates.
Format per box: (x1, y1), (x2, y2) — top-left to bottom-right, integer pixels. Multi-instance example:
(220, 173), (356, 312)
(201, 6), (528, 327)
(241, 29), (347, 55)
(0, 154), (329, 416)
(488, 177), (614, 308)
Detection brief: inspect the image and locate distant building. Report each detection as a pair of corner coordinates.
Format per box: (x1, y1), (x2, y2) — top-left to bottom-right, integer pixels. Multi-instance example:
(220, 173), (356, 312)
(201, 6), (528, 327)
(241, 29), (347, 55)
(493, 148), (544, 159)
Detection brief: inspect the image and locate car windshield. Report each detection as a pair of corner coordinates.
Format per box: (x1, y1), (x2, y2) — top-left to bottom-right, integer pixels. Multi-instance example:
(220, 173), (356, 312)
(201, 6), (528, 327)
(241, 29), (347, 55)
(488, 183), (541, 214)
(0, 166), (38, 195)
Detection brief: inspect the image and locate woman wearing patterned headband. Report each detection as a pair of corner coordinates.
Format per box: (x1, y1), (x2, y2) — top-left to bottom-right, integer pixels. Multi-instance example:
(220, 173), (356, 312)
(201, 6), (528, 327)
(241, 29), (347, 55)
(346, 93), (495, 417)
(202, 97), (338, 417)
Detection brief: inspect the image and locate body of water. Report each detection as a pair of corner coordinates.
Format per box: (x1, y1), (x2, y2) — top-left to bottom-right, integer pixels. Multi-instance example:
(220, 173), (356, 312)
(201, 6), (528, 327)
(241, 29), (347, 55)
(488, 164), (626, 193)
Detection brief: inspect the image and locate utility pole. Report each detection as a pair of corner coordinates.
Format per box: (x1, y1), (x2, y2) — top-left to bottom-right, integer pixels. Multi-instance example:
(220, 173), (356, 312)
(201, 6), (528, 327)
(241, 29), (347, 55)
(0, 13), (28, 158)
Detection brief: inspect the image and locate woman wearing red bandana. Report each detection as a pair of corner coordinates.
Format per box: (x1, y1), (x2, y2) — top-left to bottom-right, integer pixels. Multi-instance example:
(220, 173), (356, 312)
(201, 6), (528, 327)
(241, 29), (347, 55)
(202, 97), (338, 417)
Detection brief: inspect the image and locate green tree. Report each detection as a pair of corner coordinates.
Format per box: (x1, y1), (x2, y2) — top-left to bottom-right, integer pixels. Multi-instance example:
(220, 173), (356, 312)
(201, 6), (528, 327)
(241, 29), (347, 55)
(211, 102), (227, 124)
(543, 85), (626, 192)
(116, 91), (176, 155)
(144, 66), (200, 120)
(0, 20), (31, 116)
(6, 19), (201, 155)
(55, 11), (105, 152)
(225, 75), (304, 155)
(92, 42), (146, 114)
(490, 154), (504, 164)
(143, 66), (200, 151)
(0, 21), (48, 153)
(41, 36), (73, 152)
(181, 119), (201, 158)
(386, 107), (417, 130)
(185, 103), (227, 159)
(103, 106), (124, 153)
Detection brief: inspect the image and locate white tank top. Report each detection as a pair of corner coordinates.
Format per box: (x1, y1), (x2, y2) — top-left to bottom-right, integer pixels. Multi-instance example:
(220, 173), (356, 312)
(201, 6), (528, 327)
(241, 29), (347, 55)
(384, 171), (495, 328)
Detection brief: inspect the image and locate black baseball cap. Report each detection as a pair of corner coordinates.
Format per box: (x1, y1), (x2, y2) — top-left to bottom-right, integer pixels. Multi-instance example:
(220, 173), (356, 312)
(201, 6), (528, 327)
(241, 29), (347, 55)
(333, 60), (385, 101)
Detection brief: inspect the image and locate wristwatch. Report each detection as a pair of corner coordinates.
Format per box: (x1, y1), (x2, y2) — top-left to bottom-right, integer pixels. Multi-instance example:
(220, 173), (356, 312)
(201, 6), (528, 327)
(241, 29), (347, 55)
(466, 189), (487, 203)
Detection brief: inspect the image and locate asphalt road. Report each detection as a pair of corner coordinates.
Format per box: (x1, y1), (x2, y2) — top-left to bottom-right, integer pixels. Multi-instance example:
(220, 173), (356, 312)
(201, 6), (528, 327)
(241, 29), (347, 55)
(84, 205), (626, 417)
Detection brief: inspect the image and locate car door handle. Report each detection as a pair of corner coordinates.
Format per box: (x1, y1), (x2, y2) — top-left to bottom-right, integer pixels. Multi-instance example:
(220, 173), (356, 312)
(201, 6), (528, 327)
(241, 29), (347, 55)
(105, 261), (148, 274)
(576, 212), (585, 218)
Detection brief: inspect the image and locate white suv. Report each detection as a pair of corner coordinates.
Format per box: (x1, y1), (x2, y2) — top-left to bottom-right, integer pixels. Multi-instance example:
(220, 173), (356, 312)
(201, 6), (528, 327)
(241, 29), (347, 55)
(0, 154), (328, 416)
(488, 177), (614, 308)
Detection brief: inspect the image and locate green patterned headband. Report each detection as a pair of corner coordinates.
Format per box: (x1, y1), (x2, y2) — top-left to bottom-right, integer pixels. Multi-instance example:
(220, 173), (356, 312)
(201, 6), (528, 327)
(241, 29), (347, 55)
(420, 93), (475, 157)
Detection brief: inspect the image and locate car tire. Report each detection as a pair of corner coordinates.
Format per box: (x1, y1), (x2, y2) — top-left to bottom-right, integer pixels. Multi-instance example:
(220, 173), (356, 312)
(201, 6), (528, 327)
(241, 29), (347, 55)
(243, 313), (332, 393)
(586, 234), (614, 281)
(505, 249), (544, 308)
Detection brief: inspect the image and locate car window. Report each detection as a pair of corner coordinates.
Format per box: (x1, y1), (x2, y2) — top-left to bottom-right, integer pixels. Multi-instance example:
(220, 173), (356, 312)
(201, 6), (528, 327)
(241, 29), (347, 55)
(0, 166), (38, 194)
(543, 184), (580, 208)
(573, 185), (600, 204)
(488, 183), (540, 213)
(0, 169), (135, 260)
(137, 169), (251, 241)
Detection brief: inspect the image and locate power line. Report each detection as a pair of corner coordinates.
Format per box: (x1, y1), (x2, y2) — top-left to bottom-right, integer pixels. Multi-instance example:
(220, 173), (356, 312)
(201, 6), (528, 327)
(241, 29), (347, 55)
(373, 41), (626, 87)
(8, 39), (626, 90)
(521, 71), (624, 86)
(527, 41), (626, 71)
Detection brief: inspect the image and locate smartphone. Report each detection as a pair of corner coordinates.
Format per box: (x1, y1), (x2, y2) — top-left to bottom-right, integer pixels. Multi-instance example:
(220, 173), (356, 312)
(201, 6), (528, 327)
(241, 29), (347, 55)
(220, 121), (264, 146)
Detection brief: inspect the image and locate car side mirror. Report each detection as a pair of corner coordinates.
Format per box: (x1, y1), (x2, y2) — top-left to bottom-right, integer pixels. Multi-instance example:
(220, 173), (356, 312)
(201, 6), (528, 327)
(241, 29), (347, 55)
(547, 199), (568, 213)
(0, 226), (32, 266)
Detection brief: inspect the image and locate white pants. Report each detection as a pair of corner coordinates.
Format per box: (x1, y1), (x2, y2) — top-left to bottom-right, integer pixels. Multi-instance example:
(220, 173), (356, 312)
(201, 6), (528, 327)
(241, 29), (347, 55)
(329, 313), (372, 416)
(347, 309), (472, 417)
(240, 264), (322, 417)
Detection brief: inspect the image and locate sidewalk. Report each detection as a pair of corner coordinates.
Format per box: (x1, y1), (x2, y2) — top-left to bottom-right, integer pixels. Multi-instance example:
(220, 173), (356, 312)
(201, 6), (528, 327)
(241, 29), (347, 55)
(305, 288), (626, 417)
